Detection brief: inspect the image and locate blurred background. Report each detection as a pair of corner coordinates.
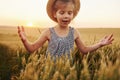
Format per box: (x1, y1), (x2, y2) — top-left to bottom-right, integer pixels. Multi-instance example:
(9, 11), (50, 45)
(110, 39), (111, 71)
(0, 0), (120, 28)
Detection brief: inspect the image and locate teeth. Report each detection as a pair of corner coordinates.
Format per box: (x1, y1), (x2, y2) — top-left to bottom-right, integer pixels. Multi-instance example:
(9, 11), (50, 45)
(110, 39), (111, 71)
(63, 21), (68, 22)
(62, 20), (69, 22)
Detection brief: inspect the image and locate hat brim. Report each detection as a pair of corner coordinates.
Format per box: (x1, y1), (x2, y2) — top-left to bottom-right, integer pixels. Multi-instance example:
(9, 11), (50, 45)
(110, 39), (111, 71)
(46, 0), (80, 22)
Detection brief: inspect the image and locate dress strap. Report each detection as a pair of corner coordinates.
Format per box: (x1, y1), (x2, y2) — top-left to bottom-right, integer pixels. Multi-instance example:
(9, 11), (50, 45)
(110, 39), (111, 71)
(49, 27), (54, 34)
(49, 27), (58, 39)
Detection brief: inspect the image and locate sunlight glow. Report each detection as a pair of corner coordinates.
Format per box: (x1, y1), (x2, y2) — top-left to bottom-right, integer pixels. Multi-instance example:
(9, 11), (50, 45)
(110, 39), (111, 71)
(26, 22), (33, 27)
(0, 0), (120, 28)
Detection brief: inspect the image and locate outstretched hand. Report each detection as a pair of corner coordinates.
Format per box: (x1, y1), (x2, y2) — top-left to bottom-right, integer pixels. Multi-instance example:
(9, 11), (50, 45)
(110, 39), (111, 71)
(99, 34), (114, 46)
(18, 26), (27, 42)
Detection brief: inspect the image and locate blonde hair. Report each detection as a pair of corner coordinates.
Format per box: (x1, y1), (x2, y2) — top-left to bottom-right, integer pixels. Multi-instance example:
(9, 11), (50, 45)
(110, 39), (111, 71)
(46, 0), (80, 22)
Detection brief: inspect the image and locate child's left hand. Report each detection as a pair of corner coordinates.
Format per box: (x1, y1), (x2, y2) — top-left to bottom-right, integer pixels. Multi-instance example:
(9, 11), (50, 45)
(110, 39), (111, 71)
(99, 34), (114, 46)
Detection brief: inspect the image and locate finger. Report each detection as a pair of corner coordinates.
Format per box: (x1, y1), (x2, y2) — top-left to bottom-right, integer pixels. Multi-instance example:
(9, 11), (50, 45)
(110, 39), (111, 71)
(107, 38), (114, 45)
(21, 26), (25, 32)
(104, 35), (108, 39)
(109, 38), (114, 43)
(108, 34), (113, 40)
(17, 26), (20, 30)
(17, 26), (20, 33)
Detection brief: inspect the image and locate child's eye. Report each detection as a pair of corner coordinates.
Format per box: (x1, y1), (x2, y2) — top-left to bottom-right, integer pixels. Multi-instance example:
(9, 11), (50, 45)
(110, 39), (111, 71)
(68, 11), (73, 15)
(59, 11), (64, 14)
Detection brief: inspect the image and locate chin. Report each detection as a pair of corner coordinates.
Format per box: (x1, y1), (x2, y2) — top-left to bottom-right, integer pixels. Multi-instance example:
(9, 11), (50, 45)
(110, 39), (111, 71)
(61, 22), (70, 27)
(60, 24), (69, 27)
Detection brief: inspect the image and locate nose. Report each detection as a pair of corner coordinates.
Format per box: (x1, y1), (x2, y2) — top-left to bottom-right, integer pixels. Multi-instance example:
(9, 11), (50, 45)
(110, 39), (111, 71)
(64, 13), (69, 18)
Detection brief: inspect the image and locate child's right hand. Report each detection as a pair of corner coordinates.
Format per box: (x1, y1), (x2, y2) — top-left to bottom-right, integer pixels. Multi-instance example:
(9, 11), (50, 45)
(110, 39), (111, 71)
(18, 26), (27, 42)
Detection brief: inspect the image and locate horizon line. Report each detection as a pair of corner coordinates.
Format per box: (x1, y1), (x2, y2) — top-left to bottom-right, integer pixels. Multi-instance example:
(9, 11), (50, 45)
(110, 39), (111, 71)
(0, 25), (120, 29)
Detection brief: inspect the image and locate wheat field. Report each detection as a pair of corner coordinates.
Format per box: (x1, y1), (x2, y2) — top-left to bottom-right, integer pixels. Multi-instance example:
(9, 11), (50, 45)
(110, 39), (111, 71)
(0, 26), (120, 80)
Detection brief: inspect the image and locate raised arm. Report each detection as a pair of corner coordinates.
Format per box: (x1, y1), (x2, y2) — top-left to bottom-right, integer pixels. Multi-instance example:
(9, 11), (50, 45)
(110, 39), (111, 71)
(18, 26), (49, 53)
(74, 29), (114, 54)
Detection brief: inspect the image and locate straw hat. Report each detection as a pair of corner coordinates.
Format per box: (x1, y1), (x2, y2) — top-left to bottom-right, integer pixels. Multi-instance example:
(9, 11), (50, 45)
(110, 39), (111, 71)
(46, 0), (80, 22)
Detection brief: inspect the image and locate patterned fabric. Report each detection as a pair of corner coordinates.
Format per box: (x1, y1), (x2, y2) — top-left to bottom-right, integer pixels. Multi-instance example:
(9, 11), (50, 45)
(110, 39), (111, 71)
(46, 27), (74, 57)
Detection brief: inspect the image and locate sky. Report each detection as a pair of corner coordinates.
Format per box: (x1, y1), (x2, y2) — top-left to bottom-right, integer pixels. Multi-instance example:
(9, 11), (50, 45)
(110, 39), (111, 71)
(0, 0), (120, 28)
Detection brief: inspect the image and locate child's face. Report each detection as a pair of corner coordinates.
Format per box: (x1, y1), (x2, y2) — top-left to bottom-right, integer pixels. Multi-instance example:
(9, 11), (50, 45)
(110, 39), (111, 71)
(54, 2), (74, 27)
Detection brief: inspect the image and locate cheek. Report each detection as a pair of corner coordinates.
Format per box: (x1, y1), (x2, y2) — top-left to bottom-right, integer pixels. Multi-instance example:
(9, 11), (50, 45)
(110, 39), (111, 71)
(56, 14), (63, 19)
(70, 14), (74, 18)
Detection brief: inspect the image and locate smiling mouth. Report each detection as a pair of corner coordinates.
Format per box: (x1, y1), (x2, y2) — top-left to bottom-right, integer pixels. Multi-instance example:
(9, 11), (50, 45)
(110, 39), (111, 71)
(62, 20), (69, 23)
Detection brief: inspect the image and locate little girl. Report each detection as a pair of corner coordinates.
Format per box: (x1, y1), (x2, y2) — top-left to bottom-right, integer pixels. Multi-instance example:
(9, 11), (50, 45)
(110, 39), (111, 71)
(18, 0), (114, 57)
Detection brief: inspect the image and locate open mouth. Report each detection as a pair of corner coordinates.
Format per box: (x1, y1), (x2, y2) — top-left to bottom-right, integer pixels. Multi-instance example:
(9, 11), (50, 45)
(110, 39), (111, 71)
(62, 20), (69, 23)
